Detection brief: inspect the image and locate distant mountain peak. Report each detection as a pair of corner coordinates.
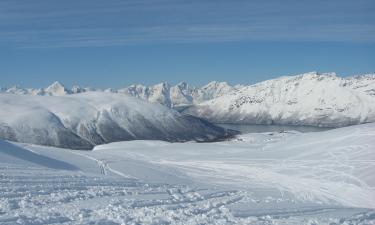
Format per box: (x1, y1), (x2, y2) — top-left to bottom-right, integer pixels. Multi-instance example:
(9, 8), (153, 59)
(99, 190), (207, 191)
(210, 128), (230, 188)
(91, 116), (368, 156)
(299, 71), (337, 78)
(47, 81), (64, 88)
(177, 81), (189, 88)
(45, 81), (70, 96)
(186, 72), (375, 127)
(1, 71), (374, 110)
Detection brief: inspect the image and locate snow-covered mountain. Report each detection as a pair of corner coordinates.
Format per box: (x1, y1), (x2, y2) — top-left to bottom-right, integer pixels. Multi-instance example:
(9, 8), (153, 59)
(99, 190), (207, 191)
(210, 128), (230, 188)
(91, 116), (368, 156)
(1, 81), (98, 96)
(0, 81), (238, 108)
(2, 72), (374, 127)
(185, 72), (375, 127)
(0, 92), (232, 150)
(118, 81), (237, 107)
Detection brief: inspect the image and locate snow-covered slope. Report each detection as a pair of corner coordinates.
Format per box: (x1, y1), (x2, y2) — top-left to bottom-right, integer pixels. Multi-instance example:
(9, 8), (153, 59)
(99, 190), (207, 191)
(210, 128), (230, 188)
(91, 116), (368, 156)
(343, 74), (375, 96)
(1, 123), (374, 224)
(185, 72), (375, 127)
(0, 92), (231, 149)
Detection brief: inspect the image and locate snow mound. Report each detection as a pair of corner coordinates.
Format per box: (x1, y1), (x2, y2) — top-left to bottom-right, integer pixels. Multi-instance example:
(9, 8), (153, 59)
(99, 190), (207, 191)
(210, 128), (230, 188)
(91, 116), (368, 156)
(0, 92), (231, 149)
(185, 72), (375, 127)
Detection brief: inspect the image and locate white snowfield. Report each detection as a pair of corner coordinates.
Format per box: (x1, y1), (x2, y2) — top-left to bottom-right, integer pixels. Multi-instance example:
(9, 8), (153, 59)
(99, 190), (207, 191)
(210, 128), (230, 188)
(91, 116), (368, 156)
(0, 92), (230, 150)
(1, 123), (375, 224)
(186, 72), (375, 127)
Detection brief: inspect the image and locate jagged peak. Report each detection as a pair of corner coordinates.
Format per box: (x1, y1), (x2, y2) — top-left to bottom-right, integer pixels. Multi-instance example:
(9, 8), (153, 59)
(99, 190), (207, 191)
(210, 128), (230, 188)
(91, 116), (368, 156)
(46, 81), (65, 89)
(71, 85), (85, 93)
(272, 72), (338, 83)
(44, 81), (70, 96)
(153, 82), (171, 89)
(299, 71), (337, 78)
(348, 73), (375, 80)
(202, 81), (231, 89)
(6, 85), (23, 90)
(177, 81), (188, 87)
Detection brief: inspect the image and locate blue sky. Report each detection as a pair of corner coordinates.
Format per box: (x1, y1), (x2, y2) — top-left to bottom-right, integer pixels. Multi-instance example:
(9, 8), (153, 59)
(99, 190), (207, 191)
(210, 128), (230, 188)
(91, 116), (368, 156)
(0, 0), (374, 88)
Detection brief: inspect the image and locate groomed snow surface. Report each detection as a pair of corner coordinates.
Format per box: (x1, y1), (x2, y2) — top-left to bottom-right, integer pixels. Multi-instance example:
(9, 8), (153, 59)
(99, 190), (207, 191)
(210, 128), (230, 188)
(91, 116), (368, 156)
(1, 123), (375, 224)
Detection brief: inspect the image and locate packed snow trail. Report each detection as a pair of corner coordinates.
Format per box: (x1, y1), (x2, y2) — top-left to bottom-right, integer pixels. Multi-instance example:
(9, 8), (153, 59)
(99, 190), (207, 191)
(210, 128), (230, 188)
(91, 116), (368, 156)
(1, 123), (375, 224)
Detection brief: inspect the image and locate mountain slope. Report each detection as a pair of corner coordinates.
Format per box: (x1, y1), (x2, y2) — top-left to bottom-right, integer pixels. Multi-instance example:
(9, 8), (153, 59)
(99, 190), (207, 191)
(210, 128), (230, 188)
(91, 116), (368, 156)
(0, 92), (231, 149)
(184, 72), (375, 127)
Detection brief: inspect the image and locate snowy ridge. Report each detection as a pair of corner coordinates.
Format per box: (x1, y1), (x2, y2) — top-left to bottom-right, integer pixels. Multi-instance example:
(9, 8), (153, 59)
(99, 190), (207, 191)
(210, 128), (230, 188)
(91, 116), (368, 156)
(185, 72), (375, 127)
(0, 92), (231, 149)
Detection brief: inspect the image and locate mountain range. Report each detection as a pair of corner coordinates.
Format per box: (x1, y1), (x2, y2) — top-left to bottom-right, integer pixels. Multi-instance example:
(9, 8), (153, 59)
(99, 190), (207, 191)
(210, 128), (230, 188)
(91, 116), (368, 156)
(1, 80), (240, 107)
(186, 72), (375, 127)
(1, 71), (375, 129)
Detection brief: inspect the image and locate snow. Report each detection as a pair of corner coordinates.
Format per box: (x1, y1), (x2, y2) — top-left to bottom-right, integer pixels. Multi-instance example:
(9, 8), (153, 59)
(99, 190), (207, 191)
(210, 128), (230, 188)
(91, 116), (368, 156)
(0, 80), (239, 108)
(44, 81), (71, 96)
(1, 123), (375, 224)
(118, 81), (237, 108)
(185, 72), (375, 127)
(1, 72), (374, 114)
(0, 92), (230, 149)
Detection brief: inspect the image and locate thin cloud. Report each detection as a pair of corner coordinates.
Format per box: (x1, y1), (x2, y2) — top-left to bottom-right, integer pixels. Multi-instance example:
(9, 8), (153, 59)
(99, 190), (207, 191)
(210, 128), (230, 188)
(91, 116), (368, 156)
(0, 0), (374, 48)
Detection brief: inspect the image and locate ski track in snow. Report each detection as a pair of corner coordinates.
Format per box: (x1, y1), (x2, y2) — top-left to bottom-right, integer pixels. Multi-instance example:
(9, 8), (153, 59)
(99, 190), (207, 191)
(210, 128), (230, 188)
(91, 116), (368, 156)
(2, 164), (374, 225)
(1, 123), (375, 224)
(69, 150), (135, 179)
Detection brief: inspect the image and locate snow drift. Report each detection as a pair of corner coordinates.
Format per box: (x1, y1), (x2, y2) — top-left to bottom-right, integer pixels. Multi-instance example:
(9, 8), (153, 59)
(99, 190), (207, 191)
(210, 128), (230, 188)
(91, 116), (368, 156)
(0, 92), (231, 150)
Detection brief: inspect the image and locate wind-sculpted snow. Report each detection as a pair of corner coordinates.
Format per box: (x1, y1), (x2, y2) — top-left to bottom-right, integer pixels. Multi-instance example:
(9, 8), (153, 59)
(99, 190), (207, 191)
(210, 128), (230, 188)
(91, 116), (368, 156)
(1, 123), (374, 224)
(0, 92), (231, 149)
(185, 72), (375, 127)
